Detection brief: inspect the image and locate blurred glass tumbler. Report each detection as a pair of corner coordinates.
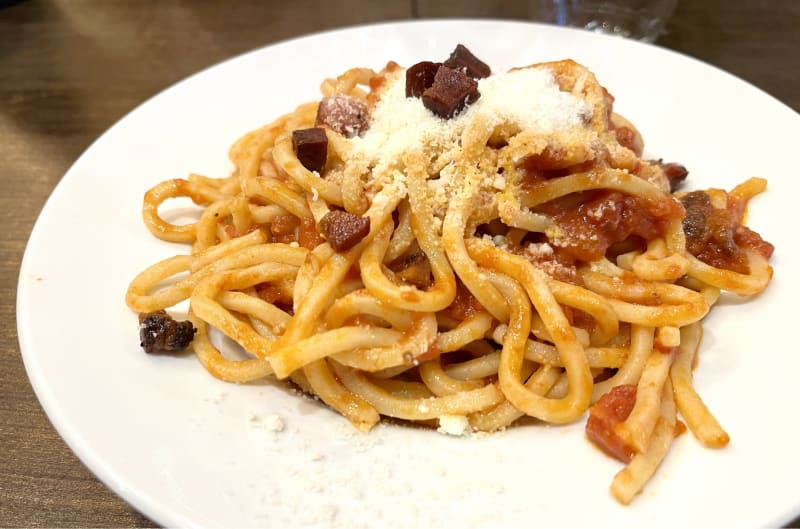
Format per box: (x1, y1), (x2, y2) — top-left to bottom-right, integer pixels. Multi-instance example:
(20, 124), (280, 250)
(542, 0), (679, 41)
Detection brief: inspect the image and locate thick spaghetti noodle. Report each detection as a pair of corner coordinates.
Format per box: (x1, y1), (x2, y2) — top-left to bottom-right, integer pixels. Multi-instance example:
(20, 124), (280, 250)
(126, 46), (774, 504)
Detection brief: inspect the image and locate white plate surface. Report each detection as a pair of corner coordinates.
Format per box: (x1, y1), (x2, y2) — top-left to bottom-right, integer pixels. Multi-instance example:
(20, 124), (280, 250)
(17, 20), (800, 529)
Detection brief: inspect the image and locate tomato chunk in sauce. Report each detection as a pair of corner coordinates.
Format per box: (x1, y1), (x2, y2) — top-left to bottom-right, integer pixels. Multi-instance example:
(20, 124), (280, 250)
(536, 190), (683, 263)
(586, 384), (637, 463)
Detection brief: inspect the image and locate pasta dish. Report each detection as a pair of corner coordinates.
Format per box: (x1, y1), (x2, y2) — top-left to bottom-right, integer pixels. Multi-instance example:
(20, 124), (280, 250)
(126, 45), (774, 504)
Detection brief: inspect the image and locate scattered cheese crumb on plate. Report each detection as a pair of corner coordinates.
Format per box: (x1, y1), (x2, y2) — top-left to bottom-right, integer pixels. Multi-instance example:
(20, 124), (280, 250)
(437, 414), (472, 436)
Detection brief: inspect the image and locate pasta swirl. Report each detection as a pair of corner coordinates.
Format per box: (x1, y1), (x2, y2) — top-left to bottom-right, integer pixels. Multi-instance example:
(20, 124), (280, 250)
(127, 50), (774, 504)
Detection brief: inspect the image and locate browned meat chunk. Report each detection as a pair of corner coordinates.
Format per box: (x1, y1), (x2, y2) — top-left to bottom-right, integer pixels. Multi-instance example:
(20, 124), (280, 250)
(292, 127), (328, 173)
(315, 95), (369, 137)
(319, 210), (371, 252)
(138, 310), (196, 354)
(679, 190), (773, 273)
(661, 162), (689, 192)
(389, 249), (433, 289)
(681, 190), (733, 259)
(649, 159), (689, 192)
(406, 61), (441, 98)
(422, 65), (480, 119)
(443, 44), (491, 79)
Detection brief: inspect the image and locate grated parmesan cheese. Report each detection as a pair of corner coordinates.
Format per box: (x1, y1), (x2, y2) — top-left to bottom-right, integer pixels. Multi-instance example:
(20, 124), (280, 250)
(343, 66), (594, 209)
(586, 198), (615, 219)
(492, 174), (507, 190)
(437, 414), (472, 436)
(525, 242), (554, 259)
(474, 68), (593, 133)
(347, 67), (591, 162)
(262, 414), (285, 432)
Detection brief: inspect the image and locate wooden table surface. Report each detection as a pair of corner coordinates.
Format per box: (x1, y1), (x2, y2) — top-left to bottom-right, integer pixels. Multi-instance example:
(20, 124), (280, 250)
(2, 1), (798, 526)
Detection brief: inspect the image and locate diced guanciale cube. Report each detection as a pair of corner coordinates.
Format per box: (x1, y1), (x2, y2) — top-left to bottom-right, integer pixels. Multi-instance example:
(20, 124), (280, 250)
(319, 210), (371, 252)
(292, 127), (328, 173)
(443, 44), (491, 79)
(422, 65), (480, 119)
(405, 61), (441, 97)
(315, 95), (369, 138)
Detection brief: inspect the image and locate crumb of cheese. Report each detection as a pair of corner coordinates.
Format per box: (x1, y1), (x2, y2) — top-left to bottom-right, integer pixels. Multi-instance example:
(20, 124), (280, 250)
(437, 414), (472, 436)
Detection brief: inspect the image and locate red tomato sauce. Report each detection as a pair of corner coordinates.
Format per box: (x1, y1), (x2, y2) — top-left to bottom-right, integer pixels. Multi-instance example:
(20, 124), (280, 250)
(536, 190), (683, 263)
(586, 384), (637, 463)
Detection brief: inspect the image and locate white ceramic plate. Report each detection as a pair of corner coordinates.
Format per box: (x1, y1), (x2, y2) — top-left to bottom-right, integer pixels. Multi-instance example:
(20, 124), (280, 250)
(17, 20), (800, 529)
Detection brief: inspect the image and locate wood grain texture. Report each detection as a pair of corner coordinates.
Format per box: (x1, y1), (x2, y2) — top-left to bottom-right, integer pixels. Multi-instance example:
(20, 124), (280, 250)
(1, 0), (797, 527)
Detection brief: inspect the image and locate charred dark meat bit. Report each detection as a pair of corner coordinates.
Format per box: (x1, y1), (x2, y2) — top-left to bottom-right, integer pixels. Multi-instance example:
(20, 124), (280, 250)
(319, 209), (371, 252)
(443, 44), (491, 79)
(406, 61), (441, 97)
(138, 310), (196, 354)
(315, 95), (369, 138)
(292, 127), (328, 173)
(680, 191), (731, 257)
(422, 65), (480, 119)
(650, 159), (689, 192)
(661, 162), (689, 192)
(389, 249), (433, 289)
(679, 190), (774, 273)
